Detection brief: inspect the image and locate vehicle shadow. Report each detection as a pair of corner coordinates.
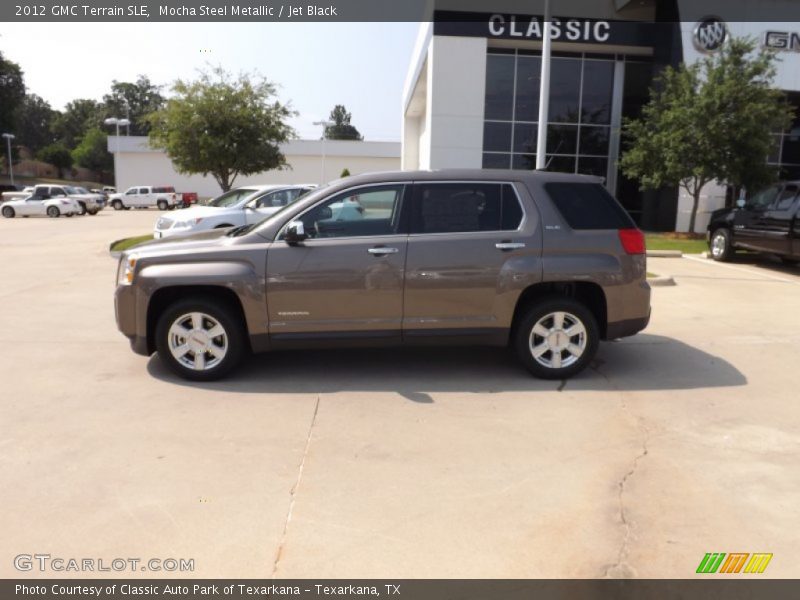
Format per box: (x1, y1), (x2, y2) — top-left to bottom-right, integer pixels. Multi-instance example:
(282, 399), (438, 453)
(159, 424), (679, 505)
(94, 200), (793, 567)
(728, 253), (800, 277)
(146, 333), (746, 402)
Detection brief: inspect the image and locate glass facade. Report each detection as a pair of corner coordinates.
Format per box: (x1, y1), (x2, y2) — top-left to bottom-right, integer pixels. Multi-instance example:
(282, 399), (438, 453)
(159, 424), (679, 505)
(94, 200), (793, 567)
(482, 49), (619, 179)
(769, 92), (800, 181)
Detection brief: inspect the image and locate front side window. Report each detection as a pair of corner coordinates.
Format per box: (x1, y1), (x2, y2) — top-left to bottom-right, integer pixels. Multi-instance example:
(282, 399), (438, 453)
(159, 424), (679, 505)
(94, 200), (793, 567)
(208, 188), (258, 208)
(125, 188), (137, 195)
(288, 185), (404, 239)
(411, 183), (523, 234)
(775, 185), (798, 210)
(748, 185), (781, 209)
(252, 188), (302, 209)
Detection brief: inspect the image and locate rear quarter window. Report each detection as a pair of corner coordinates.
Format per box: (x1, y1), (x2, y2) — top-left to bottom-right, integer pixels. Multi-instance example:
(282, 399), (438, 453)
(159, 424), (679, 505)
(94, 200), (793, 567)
(544, 182), (634, 230)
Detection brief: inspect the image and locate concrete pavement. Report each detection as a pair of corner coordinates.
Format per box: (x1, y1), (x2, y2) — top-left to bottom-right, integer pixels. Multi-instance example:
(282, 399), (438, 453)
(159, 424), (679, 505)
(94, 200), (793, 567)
(0, 210), (798, 578)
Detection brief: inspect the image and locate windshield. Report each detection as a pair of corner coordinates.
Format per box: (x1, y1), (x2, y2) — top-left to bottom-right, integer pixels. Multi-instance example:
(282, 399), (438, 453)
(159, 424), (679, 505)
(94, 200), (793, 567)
(208, 188), (259, 208)
(65, 186), (80, 194)
(75, 187), (89, 194)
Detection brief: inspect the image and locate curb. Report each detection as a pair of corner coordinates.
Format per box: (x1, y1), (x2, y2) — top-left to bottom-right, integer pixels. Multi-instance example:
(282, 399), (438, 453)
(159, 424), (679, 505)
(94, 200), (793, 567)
(109, 238), (126, 259)
(647, 250), (683, 258)
(648, 275), (676, 287)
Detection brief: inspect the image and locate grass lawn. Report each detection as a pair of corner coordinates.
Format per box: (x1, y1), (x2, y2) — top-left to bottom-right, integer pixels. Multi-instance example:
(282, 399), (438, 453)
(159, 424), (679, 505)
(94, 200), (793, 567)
(645, 233), (708, 254)
(111, 234), (154, 252)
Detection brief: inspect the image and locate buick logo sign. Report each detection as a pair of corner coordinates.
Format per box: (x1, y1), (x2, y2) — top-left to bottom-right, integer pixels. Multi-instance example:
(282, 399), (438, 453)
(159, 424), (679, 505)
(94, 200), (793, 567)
(693, 17), (728, 52)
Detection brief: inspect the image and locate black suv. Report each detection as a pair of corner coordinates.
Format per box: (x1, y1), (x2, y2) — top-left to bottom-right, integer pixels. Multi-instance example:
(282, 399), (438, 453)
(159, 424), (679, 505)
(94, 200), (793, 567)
(707, 181), (800, 264)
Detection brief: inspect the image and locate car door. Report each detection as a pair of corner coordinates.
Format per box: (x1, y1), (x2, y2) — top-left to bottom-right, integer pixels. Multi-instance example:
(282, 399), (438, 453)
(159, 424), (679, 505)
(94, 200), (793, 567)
(123, 187), (138, 207)
(734, 185), (781, 252)
(402, 181), (538, 340)
(757, 184), (799, 255)
(266, 183), (409, 342)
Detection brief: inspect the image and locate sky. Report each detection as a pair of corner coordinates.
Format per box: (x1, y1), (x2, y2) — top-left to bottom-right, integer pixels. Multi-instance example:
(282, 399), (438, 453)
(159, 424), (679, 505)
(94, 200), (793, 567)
(0, 22), (420, 141)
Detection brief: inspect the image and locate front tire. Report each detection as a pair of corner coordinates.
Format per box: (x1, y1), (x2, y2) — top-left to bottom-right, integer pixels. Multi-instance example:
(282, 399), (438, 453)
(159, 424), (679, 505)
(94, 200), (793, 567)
(112, 200), (123, 210)
(710, 228), (733, 262)
(2, 206), (14, 218)
(514, 297), (599, 380)
(47, 206), (60, 218)
(77, 202), (87, 216)
(155, 297), (247, 381)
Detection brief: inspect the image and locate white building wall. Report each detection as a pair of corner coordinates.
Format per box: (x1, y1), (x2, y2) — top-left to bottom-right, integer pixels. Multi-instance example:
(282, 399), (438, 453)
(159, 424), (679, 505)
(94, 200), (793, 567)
(109, 137), (401, 199)
(427, 35), (488, 169)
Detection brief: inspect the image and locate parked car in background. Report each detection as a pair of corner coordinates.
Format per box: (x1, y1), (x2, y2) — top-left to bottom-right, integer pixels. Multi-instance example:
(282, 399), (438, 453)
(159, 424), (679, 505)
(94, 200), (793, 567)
(153, 184), (315, 238)
(1, 186), (35, 203)
(708, 181), (800, 264)
(179, 192), (199, 208)
(108, 186), (180, 211)
(103, 186), (116, 194)
(117, 169), (650, 381)
(64, 186), (105, 215)
(2, 185), (80, 218)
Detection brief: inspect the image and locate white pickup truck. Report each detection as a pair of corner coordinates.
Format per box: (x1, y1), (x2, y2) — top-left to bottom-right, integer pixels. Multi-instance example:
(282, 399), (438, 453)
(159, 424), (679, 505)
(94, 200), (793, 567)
(108, 186), (180, 211)
(1, 186), (35, 203)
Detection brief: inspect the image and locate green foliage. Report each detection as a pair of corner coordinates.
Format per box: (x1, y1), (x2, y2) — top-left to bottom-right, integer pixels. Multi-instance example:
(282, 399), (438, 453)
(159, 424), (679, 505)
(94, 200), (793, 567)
(102, 75), (165, 136)
(340, 168), (351, 177)
(620, 37), (793, 232)
(37, 142), (74, 178)
(0, 51), (25, 134)
(72, 128), (112, 174)
(16, 94), (56, 153)
(324, 105), (363, 141)
(148, 67), (296, 191)
(52, 99), (104, 148)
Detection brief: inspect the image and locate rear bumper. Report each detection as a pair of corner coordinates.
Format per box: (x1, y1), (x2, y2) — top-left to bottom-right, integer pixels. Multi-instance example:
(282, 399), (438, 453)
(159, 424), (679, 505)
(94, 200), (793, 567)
(606, 309), (651, 340)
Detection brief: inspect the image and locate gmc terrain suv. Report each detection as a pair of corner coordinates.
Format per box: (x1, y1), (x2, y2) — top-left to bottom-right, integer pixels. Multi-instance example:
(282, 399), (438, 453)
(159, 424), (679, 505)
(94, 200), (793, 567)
(114, 170), (651, 381)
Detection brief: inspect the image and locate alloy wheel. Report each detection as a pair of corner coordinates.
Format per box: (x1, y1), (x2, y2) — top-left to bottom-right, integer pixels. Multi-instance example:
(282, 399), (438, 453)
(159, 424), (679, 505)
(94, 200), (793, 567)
(167, 312), (228, 371)
(528, 311), (587, 369)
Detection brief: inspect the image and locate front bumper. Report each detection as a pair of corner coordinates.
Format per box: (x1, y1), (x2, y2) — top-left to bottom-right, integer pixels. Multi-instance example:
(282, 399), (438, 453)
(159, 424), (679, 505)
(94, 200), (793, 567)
(114, 284), (150, 356)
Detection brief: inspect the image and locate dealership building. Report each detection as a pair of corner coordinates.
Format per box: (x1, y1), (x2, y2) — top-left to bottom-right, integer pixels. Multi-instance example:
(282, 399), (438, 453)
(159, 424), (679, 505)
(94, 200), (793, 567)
(402, 0), (800, 232)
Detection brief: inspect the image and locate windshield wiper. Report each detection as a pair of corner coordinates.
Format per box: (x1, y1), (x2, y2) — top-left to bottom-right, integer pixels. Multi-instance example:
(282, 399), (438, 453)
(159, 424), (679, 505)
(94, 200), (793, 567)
(225, 224), (255, 237)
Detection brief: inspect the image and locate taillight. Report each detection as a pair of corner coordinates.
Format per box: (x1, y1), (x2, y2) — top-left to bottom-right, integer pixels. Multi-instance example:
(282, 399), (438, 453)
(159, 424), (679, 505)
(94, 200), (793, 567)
(618, 228), (645, 255)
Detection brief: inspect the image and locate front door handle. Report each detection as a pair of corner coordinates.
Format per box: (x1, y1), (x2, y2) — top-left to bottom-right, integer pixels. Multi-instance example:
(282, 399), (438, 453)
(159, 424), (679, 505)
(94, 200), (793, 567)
(368, 246), (399, 256)
(495, 242), (526, 251)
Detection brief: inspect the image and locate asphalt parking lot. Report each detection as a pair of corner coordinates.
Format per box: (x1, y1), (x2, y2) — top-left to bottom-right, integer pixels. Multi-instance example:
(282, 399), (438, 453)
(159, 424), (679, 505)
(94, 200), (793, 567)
(1, 209), (799, 579)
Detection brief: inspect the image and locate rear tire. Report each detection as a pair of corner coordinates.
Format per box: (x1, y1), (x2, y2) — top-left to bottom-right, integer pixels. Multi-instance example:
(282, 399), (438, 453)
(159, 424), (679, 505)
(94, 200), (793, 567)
(514, 296), (599, 380)
(112, 200), (123, 210)
(157, 200), (168, 211)
(710, 228), (733, 262)
(87, 209), (98, 216)
(47, 206), (60, 218)
(155, 297), (247, 381)
(2, 206), (14, 218)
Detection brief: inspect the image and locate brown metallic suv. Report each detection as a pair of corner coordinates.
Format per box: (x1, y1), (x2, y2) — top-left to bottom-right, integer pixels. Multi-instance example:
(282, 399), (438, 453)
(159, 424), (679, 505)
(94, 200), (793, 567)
(114, 170), (651, 381)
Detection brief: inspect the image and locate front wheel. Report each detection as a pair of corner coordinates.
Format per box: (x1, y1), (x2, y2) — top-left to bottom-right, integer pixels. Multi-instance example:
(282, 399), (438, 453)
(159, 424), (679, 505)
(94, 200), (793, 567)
(710, 228), (733, 262)
(112, 200), (123, 210)
(1, 206), (14, 218)
(47, 206), (60, 218)
(155, 298), (247, 381)
(514, 297), (599, 380)
(77, 202), (87, 216)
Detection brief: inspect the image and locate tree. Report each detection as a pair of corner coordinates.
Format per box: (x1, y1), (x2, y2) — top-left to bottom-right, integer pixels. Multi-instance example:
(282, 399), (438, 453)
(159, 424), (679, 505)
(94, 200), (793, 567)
(324, 105), (363, 140)
(148, 67), (296, 191)
(340, 168), (351, 177)
(16, 94), (56, 153)
(72, 128), (112, 174)
(38, 143), (74, 178)
(0, 51), (25, 134)
(52, 99), (103, 148)
(620, 37), (792, 233)
(102, 75), (165, 136)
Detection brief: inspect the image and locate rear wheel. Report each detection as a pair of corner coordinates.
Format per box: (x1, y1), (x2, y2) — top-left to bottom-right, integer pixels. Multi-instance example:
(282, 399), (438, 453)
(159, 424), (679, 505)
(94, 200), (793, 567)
(87, 209), (98, 216)
(112, 200), (123, 210)
(157, 200), (169, 211)
(1, 206), (14, 218)
(514, 297), (599, 380)
(155, 297), (247, 381)
(47, 206), (60, 218)
(710, 228), (733, 261)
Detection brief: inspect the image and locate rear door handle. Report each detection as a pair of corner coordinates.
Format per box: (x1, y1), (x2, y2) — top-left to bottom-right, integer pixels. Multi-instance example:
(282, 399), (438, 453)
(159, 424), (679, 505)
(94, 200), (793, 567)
(495, 242), (526, 251)
(368, 247), (399, 256)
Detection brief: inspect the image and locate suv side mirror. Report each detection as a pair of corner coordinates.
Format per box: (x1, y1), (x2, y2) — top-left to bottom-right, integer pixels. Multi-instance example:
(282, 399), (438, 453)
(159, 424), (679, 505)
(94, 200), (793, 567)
(736, 198), (746, 209)
(284, 221), (307, 244)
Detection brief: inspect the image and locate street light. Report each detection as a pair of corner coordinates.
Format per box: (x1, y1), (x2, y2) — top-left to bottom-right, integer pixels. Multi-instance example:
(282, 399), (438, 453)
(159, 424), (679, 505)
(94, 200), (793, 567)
(104, 117), (131, 187)
(2, 133), (14, 187)
(313, 120), (334, 184)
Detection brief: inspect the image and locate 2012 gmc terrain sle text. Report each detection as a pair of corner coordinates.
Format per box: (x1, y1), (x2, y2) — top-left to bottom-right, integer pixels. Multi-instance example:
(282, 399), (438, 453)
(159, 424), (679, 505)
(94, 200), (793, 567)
(114, 170), (651, 381)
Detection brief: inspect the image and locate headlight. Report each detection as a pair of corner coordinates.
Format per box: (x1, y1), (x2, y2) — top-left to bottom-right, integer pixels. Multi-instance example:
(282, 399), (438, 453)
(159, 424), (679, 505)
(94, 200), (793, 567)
(117, 254), (138, 285)
(174, 218), (203, 228)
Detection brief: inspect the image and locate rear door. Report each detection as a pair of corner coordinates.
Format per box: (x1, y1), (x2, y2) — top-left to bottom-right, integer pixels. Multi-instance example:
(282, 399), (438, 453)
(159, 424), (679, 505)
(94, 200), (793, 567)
(402, 181), (536, 340)
(757, 184), (799, 255)
(266, 183), (409, 342)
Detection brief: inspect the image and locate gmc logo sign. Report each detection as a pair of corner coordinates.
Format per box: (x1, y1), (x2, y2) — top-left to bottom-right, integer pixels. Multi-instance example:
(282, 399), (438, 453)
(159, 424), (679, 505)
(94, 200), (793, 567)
(764, 30), (800, 51)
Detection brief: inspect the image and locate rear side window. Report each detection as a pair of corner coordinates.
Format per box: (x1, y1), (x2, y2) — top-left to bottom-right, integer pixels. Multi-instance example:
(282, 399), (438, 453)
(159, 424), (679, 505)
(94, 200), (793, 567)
(411, 183), (523, 234)
(544, 182), (634, 230)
